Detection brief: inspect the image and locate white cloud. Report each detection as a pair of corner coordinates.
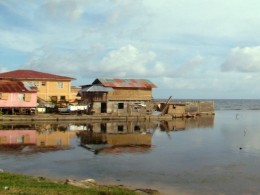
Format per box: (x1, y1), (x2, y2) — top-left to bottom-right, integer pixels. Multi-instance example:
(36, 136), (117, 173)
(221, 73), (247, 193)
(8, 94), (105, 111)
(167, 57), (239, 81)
(99, 45), (163, 77)
(0, 30), (39, 52)
(221, 46), (260, 72)
(22, 44), (167, 79)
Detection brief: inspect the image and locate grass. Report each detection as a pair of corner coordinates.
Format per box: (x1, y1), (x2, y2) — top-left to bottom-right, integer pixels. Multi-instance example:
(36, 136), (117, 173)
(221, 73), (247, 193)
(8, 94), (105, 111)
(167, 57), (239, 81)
(0, 172), (137, 195)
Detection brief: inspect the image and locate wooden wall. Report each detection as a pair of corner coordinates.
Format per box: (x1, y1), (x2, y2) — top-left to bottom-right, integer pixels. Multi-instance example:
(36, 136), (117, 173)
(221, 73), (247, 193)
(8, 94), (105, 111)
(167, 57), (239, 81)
(107, 88), (152, 101)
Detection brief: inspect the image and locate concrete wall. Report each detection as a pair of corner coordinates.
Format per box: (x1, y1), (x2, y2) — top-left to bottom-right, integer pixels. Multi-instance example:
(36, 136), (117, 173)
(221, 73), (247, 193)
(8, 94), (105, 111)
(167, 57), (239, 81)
(184, 101), (214, 114)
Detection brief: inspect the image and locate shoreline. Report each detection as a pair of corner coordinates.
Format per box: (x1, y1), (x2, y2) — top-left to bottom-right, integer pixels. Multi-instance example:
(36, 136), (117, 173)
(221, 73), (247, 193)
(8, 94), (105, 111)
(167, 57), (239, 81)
(0, 170), (160, 195)
(0, 112), (214, 123)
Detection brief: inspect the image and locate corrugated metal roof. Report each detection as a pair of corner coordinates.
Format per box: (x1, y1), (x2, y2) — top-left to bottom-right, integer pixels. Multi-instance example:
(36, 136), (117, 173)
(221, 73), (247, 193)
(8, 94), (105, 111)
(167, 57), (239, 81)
(0, 80), (37, 93)
(0, 70), (75, 81)
(81, 85), (114, 92)
(93, 78), (157, 89)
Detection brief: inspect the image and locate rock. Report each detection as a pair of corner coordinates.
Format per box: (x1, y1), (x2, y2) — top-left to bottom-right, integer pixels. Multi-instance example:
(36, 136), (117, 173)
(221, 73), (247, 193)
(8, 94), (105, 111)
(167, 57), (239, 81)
(4, 186), (9, 190)
(65, 179), (91, 189)
(134, 189), (160, 195)
(81, 179), (96, 185)
(22, 146), (33, 153)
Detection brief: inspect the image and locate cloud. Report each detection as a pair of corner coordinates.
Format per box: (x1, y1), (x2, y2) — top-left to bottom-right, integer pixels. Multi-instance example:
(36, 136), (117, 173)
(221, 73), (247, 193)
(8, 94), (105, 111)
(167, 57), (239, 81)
(0, 30), (39, 52)
(22, 44), (167, 79)
(173, 56), (208, 77)
(99, 45), (165, 77)
(221, 46), (260, 72)
(36, 0), (87, 22)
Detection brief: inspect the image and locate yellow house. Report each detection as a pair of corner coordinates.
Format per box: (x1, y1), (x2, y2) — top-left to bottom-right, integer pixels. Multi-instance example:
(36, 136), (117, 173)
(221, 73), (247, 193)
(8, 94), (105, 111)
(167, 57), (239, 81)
(0, 69), (77, 104)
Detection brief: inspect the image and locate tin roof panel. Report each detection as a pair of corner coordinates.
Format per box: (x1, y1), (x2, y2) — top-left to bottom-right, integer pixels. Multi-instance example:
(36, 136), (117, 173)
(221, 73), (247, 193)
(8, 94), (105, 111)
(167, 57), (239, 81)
(95, 78), (157, 88)
(0, 80), (37, 93)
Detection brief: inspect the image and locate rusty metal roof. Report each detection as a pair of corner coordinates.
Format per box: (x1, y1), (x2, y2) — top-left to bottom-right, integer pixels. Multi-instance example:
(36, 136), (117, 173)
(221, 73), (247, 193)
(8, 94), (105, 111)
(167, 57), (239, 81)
(0, 80), (37, 93)
(93, 78), (157, 88)
(0, 70), (75, 81)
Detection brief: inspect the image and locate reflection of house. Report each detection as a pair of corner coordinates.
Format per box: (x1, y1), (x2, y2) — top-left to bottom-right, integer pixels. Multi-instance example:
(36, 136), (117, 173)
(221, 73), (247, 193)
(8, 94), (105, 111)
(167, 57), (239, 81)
(160, 116), (214, 131)
(0, 80), (37, 114)
(0, 70), (77, 105)
(78, 131), (152, 154)
(0, 130), (36, 145)
(85, 121), (154, 134)
(79, 78), (157, 115)
(78, 121), (152, 154)
(106, 134), (151, 146)
(36, 131), (73, 147)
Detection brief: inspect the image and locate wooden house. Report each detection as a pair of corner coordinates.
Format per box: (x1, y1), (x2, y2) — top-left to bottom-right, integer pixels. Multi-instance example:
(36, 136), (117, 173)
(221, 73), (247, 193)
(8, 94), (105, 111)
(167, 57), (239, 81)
(79, 78), (157, 115)
(0, 80), (37, 114)
(0, 70), (77, 105)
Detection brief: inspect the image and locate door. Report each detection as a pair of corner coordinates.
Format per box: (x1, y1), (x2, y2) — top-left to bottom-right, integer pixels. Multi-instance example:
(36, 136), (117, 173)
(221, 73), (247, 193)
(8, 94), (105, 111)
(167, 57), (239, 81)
(101, 102), (107, 113)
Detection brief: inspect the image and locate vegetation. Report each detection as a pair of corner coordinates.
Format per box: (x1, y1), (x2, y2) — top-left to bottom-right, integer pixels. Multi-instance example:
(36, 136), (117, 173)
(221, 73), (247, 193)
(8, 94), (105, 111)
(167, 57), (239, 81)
(0, 172), (137, 195)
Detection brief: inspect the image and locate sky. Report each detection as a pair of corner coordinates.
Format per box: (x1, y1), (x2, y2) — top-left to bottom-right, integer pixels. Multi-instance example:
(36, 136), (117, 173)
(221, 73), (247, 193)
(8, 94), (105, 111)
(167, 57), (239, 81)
(1, 0), (260, 99)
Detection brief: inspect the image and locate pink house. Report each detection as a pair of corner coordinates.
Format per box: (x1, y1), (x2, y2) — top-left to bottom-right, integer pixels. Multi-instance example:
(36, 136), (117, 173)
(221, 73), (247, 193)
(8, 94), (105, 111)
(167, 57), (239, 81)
(0, 80), (37, 114)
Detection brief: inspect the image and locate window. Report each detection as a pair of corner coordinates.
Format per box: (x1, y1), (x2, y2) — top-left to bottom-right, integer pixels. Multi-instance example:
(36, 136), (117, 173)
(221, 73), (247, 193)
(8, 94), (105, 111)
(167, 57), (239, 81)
(17, 136), (24, 143)
(51, 96), (58, 103)
(57, 82), (64, 89)
(25, 94), (31, 102)
(41, 81), (46, 86)
(18, 94), (25, 101)
(56, 138), (62, 145)
(118, 103), (124, 109)
(60, 96), (66, 101)
(134, 125), (141, 131)
(0, 93), (8, 100)
(118, 125), (124, 132)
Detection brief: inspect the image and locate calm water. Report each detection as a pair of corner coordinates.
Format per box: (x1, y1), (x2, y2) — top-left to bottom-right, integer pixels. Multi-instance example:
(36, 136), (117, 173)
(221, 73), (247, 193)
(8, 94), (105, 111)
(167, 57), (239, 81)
(1, 99), (260, 194)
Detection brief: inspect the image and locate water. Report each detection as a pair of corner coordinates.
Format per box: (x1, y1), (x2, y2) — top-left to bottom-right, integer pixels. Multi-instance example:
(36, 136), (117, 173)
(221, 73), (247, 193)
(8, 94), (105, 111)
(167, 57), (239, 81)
(1, 99), (260, 194)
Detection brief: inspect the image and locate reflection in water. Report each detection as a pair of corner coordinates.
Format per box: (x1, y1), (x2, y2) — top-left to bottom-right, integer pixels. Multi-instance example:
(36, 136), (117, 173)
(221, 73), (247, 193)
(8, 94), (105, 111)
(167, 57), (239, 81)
(77, 116), (214, 154)
(0, 115), (216, 194)
(0, 116), (214, 154)
(0, 124), (77, 153)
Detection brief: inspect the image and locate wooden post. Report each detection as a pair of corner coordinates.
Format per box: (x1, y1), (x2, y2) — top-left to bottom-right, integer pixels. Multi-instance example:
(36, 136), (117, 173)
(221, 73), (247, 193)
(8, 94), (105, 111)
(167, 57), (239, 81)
(160, 96), (172, 115)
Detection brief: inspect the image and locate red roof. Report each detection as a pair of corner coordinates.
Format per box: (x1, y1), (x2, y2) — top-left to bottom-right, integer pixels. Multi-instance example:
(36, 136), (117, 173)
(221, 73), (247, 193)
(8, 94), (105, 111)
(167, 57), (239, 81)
(0, 80), (37, 93)
(93, 78), (157, 89)
(0, 70), (75, 81)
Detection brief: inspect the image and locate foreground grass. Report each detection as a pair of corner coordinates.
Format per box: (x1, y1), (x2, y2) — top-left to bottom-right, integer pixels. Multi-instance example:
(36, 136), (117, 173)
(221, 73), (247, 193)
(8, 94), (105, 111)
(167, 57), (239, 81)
(0, 172), (137, 195)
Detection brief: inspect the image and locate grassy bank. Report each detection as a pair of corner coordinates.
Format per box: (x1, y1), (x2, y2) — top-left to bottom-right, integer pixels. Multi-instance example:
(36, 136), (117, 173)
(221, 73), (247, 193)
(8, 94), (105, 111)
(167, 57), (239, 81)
(0, 172), (138, 195)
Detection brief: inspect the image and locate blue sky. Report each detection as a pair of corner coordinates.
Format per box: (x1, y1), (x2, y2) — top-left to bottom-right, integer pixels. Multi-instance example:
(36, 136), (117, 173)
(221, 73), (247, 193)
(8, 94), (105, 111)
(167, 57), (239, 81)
(1, 0), (260, 99)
